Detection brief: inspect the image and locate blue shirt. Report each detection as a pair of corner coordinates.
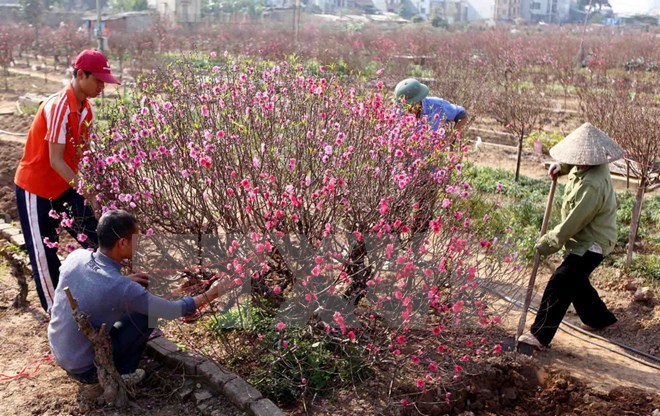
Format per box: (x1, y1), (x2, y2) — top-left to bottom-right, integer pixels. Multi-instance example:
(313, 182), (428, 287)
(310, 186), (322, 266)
(48, 249), (196, 373)
(421, 97), (466, 131)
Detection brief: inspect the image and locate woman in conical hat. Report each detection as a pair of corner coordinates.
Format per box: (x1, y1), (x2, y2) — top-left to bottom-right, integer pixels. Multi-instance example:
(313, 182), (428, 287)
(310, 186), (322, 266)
(518, 123), (623, 349)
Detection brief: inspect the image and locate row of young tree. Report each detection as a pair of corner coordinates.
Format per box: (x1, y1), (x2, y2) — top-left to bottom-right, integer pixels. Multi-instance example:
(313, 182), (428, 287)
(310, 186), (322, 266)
(1, 22), (658, 271)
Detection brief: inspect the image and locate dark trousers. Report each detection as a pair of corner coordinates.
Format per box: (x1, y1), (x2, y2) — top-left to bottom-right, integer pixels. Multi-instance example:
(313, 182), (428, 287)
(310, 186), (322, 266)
(67, 313), (155, 384)
(15, 185), (98, 312)
(531, 252), (617, 346)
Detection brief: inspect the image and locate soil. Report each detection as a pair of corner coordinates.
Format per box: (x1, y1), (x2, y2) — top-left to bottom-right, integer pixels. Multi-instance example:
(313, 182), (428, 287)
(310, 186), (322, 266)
(0, 66), (658, 416)
(0, 140), (23, 220)
(0, 263), (243, 416)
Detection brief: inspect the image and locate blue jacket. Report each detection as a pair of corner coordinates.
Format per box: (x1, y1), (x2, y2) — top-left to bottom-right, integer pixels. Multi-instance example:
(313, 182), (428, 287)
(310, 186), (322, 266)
(421, 96), (466, 131)
(48, 249), (196, 373)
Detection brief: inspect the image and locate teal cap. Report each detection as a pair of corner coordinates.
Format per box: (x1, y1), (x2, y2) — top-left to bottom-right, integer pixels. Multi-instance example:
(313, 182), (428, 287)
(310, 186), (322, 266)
(394, 78), (429, 105)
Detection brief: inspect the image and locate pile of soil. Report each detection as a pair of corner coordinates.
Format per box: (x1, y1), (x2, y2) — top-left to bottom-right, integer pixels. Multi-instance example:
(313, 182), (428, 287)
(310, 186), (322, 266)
(0, 113), (32, 134)
(0, 140), (23, 221)
(298, 355), (659, 415)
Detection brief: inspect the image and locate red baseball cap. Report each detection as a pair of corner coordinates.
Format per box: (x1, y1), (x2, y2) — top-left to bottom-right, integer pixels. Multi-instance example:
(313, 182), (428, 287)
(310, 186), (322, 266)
(73, 49), (120, 84)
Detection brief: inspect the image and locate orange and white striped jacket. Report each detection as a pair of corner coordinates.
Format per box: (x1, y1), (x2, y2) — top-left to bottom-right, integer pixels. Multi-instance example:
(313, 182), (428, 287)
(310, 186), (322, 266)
(15, 84), (94, 199)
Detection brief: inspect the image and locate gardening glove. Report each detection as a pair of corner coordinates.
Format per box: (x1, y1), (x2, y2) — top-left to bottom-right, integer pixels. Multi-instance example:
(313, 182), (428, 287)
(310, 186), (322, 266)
(548, 162), (562, 179)
(535, 234), (560, 256)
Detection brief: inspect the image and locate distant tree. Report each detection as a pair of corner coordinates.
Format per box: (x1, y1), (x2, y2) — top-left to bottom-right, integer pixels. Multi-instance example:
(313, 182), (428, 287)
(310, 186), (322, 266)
(0, 28), (18, 90)
(107, 31), (132, 83)
(577, 0), (611, 10)
(577, 78), (660, 269)
(83, 0), (107, 9)
(56, 24), (90, 67)
(488, 51), (548, 182)
(398, 0), (419, 19)
(109, 0), (147, 11)
(19, 0), (46, 47)
(14, 25), (35, 65)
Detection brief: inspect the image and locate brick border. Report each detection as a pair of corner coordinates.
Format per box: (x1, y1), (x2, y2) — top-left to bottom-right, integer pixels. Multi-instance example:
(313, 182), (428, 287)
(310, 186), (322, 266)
(147, 338), (282, 416)
(0, 218), (283, 416)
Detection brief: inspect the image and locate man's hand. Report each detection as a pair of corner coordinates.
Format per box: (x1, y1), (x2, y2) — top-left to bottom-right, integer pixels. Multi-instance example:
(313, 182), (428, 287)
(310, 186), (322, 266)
(193, 277), (232, 309)
(129, 272), (149, 288)
(548, 162), (561, 179)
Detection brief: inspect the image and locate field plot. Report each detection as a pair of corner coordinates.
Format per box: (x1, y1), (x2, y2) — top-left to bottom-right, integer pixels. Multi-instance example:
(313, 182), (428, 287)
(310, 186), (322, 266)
(0, 20), (658, 416)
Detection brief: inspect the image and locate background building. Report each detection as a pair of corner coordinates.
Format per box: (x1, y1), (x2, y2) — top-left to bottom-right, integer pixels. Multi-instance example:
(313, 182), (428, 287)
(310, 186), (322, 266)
(148, 0), (201, 24)
(494, 0), (521, 20)
(521, 0), (571, 23)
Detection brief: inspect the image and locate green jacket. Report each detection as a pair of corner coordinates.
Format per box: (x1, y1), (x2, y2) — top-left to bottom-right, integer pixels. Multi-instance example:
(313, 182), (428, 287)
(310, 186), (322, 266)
(536, 163), (618, 257)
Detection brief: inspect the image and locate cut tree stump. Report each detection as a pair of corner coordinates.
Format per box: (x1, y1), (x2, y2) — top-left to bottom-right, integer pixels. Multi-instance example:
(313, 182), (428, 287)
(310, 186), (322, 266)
(63, 287), (129, 408)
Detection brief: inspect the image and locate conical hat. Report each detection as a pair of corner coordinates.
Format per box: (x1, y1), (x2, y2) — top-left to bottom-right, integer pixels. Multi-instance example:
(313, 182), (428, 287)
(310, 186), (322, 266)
(549, 123), (624, 165)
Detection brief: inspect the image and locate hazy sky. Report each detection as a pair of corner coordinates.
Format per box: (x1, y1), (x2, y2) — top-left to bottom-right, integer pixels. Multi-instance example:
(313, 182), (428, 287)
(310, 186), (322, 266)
(608, 0), (656, 14)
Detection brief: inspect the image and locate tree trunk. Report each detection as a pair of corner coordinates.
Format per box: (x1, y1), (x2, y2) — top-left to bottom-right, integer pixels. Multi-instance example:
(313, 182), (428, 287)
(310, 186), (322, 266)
(625, 178), (646, 269)
(515, 132), (524, 182)
(64, 287), (129, 408)
(33, 26), (40, 50)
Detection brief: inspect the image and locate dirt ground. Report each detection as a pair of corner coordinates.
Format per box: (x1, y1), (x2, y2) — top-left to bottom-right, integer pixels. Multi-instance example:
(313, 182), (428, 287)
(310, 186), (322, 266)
(0, 68), (658, 415)
(0, 262), (243, 416)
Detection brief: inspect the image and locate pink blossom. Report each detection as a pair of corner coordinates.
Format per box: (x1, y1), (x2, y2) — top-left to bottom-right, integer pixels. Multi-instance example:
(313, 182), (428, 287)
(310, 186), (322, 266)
(77, 233), (88, 243)
(199, 156), (212, 168)
(452, 300), (464, 314)
(378, 199), (389, 215)
(43, 237), (58, 249)
(276, 322), (286, 331)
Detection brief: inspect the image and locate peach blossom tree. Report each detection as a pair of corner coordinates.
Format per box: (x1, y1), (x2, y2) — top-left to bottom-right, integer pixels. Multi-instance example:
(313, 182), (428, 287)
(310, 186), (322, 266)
(79, 54), (524, 407)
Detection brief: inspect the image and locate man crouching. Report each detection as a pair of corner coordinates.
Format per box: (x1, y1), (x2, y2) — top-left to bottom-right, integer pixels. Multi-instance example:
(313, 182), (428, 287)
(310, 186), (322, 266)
(48, 210), (226, 384)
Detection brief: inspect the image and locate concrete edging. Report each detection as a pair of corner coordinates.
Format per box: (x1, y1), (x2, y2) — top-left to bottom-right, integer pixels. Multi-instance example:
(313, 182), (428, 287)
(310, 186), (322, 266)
(0, 218), (284, 416)
(147, 338), (283, 416)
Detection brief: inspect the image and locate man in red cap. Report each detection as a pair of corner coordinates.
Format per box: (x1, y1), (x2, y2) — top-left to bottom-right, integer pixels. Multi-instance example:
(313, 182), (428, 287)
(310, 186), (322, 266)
(14, 49), (120, 312)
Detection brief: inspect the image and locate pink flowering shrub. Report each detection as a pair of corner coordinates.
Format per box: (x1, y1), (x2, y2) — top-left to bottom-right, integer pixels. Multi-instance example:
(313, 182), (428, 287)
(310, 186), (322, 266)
(80, 54), (524, 407)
